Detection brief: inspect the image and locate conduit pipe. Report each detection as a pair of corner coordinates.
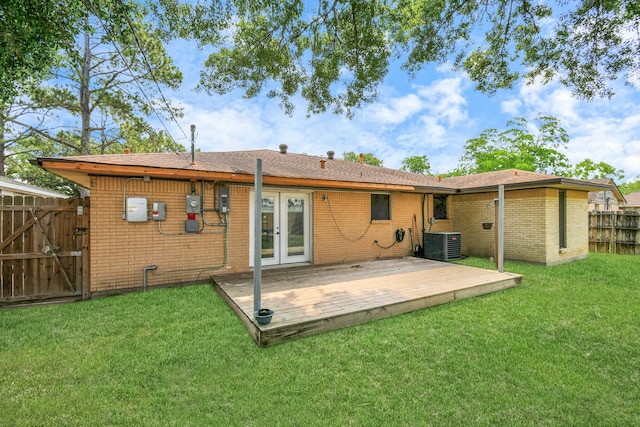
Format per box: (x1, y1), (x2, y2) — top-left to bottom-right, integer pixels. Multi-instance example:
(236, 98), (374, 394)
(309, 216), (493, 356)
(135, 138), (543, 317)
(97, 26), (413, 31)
(142, 265), (157, 291)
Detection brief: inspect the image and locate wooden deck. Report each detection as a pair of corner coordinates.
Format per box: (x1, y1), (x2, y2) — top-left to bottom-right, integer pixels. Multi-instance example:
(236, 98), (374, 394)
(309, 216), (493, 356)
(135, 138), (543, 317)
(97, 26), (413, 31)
(211, 257), (523, 346)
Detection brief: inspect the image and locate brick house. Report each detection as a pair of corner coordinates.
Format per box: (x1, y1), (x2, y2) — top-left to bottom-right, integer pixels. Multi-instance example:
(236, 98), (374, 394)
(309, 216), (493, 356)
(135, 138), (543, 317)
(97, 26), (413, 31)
(587, 178), (625, 212)
(35, 148), (612, 295)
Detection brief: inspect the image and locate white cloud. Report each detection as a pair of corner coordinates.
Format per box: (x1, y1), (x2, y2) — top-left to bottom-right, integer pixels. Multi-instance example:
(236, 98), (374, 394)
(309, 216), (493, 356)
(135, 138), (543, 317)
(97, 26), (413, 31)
(364, 93), (425, 125)
(501, 98), (522, 116)
(517, 80), (579, 121)
(415, 77), (468, 126)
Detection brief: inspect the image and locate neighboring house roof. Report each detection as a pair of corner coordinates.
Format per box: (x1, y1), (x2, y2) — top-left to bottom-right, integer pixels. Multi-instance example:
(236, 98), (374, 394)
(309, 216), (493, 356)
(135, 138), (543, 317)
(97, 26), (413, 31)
(34, 149), (612, 194)
(624, 192), (640, 207)
(587, 178), (626, 206)
(0, 175), (67, 198)
(443, 169), (612, 193)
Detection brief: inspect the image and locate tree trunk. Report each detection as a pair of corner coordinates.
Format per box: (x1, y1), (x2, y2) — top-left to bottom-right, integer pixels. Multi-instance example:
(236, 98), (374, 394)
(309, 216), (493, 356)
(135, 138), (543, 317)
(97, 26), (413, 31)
(0, 106), (6, 176)
(80, 27), (91, 155)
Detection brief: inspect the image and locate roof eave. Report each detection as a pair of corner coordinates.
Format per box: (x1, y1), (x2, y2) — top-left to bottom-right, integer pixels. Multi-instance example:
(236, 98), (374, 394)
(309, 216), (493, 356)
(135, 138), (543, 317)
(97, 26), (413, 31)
(36, 158), (420, 192)
(454, 178), (616, 194)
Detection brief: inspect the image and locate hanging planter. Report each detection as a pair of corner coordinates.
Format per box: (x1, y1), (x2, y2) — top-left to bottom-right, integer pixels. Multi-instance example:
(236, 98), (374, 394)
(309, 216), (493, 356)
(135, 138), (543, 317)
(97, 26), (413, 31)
(482, 201), (495, 230)
(254, 308), (275, 325)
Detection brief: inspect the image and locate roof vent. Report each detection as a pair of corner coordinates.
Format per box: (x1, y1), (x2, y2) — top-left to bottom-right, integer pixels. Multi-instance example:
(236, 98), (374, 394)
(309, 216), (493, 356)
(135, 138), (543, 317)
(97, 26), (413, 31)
(279, 144), (288, 154)
(327, 150), (335, 160)
(320, 159), (326, 169)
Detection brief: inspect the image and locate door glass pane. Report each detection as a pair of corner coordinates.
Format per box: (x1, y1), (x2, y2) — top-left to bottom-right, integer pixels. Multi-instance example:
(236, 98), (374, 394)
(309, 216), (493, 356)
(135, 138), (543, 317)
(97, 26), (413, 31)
(261, 197), (275, 259)
(287, 197), (305, 256)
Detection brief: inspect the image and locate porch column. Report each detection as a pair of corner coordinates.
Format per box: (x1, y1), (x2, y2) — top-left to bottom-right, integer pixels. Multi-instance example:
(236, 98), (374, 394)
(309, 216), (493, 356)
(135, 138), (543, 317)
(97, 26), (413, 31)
(254, 159), (262, 313)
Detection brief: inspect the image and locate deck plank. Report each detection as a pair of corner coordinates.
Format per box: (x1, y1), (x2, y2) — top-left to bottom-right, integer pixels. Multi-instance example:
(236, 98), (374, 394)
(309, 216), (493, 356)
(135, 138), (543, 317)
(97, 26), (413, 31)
(212, 257), (522, 346)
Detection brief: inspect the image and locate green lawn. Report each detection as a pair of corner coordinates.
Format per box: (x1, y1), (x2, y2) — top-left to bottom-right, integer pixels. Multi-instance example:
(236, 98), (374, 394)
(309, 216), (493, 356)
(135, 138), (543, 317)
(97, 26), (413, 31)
(1, 253), (639, 426)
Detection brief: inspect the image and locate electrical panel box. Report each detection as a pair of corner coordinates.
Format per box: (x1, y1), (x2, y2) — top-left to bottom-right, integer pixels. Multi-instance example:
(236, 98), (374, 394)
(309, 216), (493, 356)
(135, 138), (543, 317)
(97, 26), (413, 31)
(185, 219), (199, 233)
(127, 197), (148, 222)
(151, 202), (166, 221)
(186, 195), (201, 213)
(219, 186), (230, 213)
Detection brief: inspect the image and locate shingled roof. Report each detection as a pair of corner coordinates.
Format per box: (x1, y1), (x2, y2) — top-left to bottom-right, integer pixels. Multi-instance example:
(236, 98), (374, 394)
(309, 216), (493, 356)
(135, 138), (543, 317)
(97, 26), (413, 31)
(625, 192), (640, 207)
(35, 149), (613, 194)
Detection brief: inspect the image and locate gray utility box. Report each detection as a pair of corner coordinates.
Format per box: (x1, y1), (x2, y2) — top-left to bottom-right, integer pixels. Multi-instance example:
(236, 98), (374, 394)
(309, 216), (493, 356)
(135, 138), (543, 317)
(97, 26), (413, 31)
(152, 202), (166, 221)
(127, 197), (148, 222)
(185, 219), (199, 233)
(423, 232), (462, 261)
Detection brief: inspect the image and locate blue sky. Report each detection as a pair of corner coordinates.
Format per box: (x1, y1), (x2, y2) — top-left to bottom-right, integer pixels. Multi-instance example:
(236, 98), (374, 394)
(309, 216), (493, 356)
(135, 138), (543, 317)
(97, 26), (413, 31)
(159, 38), (640, 182)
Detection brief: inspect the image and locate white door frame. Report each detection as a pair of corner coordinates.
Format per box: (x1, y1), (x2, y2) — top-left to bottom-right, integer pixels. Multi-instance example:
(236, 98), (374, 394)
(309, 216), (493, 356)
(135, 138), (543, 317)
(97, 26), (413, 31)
(249, 190), (311, 267)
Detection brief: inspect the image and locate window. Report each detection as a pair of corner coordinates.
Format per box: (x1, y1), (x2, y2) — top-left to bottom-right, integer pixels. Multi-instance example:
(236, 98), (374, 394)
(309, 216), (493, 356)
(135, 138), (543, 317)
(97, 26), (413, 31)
(559, 190), (567, 248)
(371, 194), (390, 220)
(433, 195), (448, 219)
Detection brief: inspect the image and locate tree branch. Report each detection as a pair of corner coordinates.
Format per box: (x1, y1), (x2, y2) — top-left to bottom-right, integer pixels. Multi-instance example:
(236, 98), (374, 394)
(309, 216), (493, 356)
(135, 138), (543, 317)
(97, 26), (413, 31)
(7, 118), (81, 152)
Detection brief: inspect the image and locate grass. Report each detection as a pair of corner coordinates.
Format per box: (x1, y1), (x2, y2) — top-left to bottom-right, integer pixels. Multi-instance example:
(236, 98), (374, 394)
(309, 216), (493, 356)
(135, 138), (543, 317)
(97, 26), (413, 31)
(1, 252), (639, 426)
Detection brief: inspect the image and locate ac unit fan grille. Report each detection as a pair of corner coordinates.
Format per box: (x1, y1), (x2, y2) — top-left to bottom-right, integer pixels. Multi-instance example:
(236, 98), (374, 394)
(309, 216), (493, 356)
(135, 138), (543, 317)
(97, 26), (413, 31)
(423, 232), (462, 261)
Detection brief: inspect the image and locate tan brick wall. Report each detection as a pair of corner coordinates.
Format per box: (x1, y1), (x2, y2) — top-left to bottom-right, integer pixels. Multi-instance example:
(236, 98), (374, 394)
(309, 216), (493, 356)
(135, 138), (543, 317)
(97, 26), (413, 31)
(90, 177), (240, 292)
(453, 188), (589, 265)
(89, 176), (590, 291)
(312, 191), (422, 264)
(545, 189), (589, 265)
(226, 185), (250, 271)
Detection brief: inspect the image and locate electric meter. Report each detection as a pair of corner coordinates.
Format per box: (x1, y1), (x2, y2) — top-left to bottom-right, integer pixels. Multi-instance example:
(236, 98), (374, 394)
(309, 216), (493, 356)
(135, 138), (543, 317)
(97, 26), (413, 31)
(186, 195), (201, 213)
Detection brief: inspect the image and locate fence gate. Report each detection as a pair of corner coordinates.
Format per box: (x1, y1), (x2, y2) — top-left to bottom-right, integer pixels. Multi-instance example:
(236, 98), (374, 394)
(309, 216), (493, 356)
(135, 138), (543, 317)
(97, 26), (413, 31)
(1, 196), (89, 305)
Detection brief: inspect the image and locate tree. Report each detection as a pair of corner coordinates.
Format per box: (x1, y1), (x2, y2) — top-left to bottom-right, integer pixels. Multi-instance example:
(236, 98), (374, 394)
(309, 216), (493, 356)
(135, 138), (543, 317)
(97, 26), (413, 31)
(3, 1), (184, 183)
(0, 0), (135, 104)
(571, 159), (624, 181)
(455, 115), (571, 175)
(5, 135), (84, 197)
(400, 155), (431, 175)
(619, 178), (640, 195)
(342, 151), (383, 166)
(0, 0), (82, 103)
(160, 0), (640, 116)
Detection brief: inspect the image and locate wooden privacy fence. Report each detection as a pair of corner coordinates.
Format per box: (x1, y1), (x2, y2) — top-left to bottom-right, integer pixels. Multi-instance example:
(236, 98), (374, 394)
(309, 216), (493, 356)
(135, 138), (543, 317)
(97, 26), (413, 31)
(589, 211), (640, 255)
(0, 196), (90, 305)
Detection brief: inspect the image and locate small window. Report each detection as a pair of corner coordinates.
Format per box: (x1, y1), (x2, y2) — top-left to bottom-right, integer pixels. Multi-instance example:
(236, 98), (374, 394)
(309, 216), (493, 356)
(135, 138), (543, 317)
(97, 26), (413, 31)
(371, 194), (390, 220)
(433, 195), (448, 219)
(559, 190), (567, 248)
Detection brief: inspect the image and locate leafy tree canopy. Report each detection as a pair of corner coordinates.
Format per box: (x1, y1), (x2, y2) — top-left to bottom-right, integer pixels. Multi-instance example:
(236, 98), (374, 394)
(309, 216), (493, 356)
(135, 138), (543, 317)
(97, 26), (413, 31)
(0, 0), (135, 104)
(571, 158), (624, 181)
(400, 155), (431, 175)
(157, 0), (640, 116)
(342, 151), (383, 166)
(447, 115), (624, 180)
(454, 115), (571, 175)
(619, 178), (640, 195)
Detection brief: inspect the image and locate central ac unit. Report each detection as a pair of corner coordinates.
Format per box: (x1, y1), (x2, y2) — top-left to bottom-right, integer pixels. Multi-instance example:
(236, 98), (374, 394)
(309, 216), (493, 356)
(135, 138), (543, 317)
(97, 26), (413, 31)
(423, 232), (462, 261)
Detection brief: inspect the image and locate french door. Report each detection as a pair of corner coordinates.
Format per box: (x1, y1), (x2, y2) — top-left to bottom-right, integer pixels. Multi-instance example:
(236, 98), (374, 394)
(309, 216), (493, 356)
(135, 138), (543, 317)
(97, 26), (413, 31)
(250, 191), (310, 266)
